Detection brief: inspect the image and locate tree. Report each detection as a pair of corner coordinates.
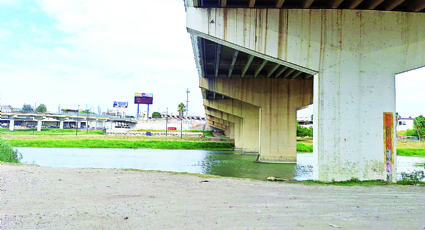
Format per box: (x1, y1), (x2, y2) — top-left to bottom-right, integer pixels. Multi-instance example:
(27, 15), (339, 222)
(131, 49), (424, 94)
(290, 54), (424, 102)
(21, 104), (34, 113)
(178, 103), (186, 139)
(177, 103), (186, 117)
(36, 104), (47, 113)
(413, 115), (425, 139)
(152, 112), (161, 118)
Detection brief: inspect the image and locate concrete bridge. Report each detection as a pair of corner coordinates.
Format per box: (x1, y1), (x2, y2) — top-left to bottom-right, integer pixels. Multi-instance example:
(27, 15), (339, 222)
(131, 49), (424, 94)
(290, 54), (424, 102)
(185, 0), (425, 181)
(1, 112), (109, 132)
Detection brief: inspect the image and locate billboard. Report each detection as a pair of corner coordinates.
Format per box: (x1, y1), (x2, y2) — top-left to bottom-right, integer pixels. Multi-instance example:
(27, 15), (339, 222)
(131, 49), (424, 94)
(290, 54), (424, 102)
(134, 97), (153, 104)
(135, 93), (153, 97)
(134, 93), (153, 104)
(113, 101), (128, 108)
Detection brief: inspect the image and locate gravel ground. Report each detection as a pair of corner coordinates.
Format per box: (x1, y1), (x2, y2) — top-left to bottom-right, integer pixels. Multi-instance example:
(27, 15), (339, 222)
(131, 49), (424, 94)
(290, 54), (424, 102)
(1, 164), (425, 230)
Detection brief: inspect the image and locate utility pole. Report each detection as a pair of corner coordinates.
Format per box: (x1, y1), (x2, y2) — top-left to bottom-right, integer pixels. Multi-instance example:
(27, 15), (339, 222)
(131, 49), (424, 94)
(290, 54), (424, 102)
(86, 105), (89, 133)
(165, 107), (168, 137)
(186, 88), (190, 117)
(76, 105), (80, 136)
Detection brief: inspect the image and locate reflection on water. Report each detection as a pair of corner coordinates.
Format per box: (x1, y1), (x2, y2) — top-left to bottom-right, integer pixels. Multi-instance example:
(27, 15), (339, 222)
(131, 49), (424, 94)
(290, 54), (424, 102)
(17, 147), (425, 181)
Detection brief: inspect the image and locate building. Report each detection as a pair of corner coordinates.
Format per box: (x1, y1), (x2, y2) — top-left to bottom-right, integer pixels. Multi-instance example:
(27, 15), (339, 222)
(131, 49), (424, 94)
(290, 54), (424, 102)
(397, 118), (415, 132)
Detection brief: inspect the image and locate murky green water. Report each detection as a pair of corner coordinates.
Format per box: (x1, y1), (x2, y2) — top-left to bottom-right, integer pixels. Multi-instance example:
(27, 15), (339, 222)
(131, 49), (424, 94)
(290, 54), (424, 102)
(17, 148), (424, 181)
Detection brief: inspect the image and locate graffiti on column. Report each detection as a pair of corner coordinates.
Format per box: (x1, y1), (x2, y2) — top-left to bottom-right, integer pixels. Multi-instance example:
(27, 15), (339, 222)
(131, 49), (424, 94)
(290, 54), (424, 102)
(383, 112), (394, 181)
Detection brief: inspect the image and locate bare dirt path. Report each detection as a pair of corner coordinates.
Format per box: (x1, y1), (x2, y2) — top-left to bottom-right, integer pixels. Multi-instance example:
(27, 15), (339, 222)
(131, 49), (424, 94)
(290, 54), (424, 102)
(1, 164), (424, 230)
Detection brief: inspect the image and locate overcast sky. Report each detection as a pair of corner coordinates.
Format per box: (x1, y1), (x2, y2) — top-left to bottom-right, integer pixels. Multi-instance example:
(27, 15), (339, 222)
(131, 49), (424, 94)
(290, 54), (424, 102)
(0, 0), (424, 118)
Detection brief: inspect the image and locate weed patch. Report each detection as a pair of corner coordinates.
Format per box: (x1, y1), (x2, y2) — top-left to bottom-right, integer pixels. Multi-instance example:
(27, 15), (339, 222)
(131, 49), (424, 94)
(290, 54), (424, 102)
(0, 139), (22, 163)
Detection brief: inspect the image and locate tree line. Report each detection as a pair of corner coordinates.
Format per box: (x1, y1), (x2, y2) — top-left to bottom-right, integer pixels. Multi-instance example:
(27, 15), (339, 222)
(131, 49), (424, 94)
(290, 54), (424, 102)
(21, 104), (46, 113)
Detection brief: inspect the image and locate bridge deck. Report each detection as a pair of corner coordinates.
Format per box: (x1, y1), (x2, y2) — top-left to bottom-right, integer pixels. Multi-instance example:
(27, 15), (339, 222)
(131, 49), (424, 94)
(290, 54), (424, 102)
(194, 0), (425, 13)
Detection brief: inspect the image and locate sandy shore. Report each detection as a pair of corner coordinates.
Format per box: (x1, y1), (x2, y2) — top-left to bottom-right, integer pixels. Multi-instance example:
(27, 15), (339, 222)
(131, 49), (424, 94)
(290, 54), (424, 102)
(1, 164), (424, 230)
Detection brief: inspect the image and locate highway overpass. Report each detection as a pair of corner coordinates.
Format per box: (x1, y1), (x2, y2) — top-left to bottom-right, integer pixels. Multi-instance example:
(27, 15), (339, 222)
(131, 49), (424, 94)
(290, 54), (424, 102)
(185, 0), (425, 181)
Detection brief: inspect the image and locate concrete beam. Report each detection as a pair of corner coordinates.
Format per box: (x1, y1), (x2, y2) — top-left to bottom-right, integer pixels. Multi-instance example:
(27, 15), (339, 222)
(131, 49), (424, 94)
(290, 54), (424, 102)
(301, 0), (315, 8)
(276, 0), (285, 8)
(241, 55), (254, 78)
(381, 0), (405, 10)
(408, 0), (425, 12)
(364, 0), (385, 9)
(347, 0), (365, 9)
(204, 99), (260, 153)
(205, 106), (243, 148)
(329, 0), (344, 8)
(201, 77), (312, 162)
(228, 50), (239, 77)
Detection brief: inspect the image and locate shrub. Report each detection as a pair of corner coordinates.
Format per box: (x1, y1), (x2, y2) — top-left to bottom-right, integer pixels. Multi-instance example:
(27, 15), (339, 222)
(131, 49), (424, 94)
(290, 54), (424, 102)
(405, 129), (418, 137)
(297, 125), (313, 137)
(0, 139), (21, 163)
(399, 169), (425, 185)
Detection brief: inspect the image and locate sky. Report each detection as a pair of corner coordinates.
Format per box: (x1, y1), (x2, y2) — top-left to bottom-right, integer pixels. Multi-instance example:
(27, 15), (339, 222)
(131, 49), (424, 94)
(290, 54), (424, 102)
(0, 0), (424, 118)
(0, 0), (202, 116)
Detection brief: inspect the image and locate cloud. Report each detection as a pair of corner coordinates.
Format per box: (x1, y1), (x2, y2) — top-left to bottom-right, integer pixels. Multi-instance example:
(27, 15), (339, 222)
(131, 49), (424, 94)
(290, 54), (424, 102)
(0, 0), (204, 115)
(0, 28), (11, 40)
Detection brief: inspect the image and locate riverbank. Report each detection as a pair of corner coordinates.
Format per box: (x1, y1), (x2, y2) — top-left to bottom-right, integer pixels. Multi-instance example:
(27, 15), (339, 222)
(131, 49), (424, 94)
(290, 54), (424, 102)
(2, 128), (234, 150)
(5, 138), (234, 150)
(1, 164), (424, 229)
(3, 129), (425, 155)
(296, 138), (425, 157)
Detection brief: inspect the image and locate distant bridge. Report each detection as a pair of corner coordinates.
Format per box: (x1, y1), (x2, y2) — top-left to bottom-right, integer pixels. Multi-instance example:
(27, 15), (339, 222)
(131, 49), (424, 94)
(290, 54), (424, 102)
(1, 112), (110, 131)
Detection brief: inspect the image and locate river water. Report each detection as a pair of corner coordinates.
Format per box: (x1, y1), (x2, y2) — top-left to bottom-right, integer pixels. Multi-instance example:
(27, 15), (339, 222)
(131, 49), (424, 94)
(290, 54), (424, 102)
(17, 147), (425, 181)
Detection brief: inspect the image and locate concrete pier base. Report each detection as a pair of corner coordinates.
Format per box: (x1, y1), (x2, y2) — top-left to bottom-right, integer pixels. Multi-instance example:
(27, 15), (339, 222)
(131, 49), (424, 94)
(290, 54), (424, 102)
(9, 118), (14, 131)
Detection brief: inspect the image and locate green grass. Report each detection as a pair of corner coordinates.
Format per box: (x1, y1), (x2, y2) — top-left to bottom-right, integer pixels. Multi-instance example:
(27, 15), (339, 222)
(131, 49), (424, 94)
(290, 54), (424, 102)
(203, 131), (214, 137)
(0, 139), (21, 163)
(297, 142), (313, 152)
(7, 139), (234, 150)
(397, 148), (425, 156)
(297, 141), (425, 156)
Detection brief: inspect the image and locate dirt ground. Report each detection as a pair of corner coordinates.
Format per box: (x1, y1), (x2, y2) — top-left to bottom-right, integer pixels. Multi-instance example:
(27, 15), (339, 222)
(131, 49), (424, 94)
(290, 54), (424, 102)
(1, 164), (424, 230)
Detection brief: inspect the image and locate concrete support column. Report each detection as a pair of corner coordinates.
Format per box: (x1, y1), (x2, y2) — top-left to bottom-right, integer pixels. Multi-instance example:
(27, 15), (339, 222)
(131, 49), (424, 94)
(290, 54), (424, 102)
(9, 118), (14, 131)
(59, 118), (65, 129)
(201, 78), (312, 162)
(204, 99), (260, 153)
(37, 119), (42, 132)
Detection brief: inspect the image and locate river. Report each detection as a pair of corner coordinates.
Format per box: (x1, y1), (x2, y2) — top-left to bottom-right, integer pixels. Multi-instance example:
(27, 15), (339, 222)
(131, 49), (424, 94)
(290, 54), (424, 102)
(17, 147), (425, 181)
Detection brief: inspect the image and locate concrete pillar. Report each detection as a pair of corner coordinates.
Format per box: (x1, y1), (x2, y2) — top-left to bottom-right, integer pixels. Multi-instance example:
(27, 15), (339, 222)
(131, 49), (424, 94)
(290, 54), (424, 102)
(188, 8), (425, 181)
(59, 118), (65, 129)
(204, 99), (260, 153)
(9, 118), (14, 131)
(37, 119), (42, 132)
(201, 78), (312, 162)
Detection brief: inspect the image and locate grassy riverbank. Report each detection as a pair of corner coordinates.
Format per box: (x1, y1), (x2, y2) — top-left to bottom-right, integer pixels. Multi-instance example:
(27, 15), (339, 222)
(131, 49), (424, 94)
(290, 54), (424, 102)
(3, 129), (425, 155)
(6, 138), (234, 150)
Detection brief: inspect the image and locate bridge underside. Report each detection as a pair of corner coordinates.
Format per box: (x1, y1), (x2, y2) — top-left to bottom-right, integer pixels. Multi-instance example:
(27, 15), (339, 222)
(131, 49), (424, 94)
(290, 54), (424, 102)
(191, 0), (425, 12)
(186, 1), (425, 181)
